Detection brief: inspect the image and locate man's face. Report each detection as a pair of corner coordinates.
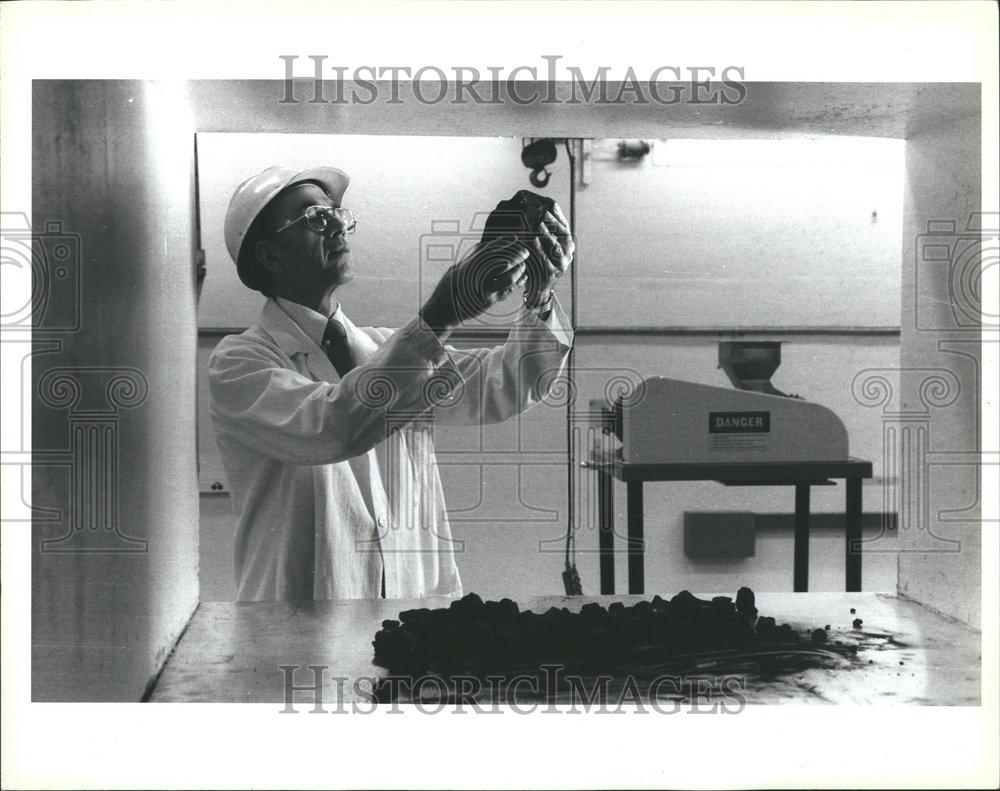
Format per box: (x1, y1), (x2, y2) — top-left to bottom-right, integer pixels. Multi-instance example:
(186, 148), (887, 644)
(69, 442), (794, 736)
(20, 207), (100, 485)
(256, 182), (352, 296)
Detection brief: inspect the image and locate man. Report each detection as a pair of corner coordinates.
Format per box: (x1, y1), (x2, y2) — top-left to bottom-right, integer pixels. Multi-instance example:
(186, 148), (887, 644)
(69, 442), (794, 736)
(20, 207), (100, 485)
(209, 165), (574, 601)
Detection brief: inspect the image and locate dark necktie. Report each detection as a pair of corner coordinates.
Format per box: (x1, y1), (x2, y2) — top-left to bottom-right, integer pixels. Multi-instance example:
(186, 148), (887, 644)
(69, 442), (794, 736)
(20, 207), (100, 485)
(322, 317), (381, 595)
(321, 317), (359, 378)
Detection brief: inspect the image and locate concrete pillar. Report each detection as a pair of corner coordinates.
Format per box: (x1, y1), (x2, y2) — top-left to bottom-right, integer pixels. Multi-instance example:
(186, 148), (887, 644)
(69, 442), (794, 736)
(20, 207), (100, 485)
(896, 114), (983, 629)
(31, 80), (200, 700)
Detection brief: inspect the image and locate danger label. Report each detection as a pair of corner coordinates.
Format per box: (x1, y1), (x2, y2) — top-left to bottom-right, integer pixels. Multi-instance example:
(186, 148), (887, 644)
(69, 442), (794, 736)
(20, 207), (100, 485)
(708, 411), (771, 434)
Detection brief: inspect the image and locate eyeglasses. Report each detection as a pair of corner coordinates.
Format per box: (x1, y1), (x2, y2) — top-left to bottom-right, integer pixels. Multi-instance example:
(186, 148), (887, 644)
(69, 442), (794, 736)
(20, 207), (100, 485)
(273, 205), (357, 237)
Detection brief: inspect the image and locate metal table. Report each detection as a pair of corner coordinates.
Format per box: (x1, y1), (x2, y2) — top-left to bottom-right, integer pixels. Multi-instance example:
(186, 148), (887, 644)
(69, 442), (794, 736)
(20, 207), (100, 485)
(587, 450), (873, 594)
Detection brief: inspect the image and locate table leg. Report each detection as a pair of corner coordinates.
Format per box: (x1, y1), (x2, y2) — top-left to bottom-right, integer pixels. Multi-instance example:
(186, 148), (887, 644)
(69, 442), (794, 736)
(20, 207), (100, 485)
(846, 477), (863, 592)
(794, 484), (810, 592)
(597, 466), (615, 595)
(627, 481), (644, 595)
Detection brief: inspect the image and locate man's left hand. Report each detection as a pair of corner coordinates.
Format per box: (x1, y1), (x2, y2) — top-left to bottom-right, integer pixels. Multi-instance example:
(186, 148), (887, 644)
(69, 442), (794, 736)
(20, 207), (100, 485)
(526, 203), (575, 307)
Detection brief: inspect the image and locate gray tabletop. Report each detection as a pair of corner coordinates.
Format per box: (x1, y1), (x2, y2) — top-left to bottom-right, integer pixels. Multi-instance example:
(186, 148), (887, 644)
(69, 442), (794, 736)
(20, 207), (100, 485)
(150, 592), (980, 705)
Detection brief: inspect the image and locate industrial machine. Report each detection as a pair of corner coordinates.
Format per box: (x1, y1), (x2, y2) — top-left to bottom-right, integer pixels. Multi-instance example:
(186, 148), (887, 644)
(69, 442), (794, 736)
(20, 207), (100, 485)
(605, 342), (850, 465)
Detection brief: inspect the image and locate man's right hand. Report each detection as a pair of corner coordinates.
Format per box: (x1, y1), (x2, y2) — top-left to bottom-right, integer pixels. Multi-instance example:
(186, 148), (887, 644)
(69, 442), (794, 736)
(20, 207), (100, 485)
(419, 236), (529, 333)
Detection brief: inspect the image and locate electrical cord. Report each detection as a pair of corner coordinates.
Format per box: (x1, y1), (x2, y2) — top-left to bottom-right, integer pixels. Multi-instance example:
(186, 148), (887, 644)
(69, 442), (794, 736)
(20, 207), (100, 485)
(562, 139), (581, 593)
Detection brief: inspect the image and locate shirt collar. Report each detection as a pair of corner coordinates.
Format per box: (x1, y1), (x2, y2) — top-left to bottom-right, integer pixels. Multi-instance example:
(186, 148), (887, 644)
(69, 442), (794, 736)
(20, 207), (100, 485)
(274, 296), (345, 349)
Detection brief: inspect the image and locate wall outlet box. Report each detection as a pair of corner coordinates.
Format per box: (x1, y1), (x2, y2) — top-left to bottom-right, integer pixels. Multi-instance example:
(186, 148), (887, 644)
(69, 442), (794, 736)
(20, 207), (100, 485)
(684, 512), (756, 559)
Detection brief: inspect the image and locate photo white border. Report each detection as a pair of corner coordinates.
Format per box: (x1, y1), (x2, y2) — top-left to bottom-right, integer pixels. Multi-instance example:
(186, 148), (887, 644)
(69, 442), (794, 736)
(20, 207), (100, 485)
(2, 1), (997, 788)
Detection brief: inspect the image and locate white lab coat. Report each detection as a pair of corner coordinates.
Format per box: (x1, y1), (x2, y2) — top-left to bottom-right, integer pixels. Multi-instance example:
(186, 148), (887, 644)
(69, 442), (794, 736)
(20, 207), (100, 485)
(208, 296), (573, 601)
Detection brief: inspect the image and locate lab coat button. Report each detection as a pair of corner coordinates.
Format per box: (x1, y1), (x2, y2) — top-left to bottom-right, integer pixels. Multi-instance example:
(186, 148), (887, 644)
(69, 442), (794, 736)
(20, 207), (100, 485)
(377, 515), (386, 528)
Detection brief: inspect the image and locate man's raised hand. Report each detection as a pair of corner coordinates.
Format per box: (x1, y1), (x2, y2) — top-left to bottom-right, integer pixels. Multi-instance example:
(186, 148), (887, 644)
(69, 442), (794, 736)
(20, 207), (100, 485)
(526, 204), (575, 307)
(420, 235), (529, 332)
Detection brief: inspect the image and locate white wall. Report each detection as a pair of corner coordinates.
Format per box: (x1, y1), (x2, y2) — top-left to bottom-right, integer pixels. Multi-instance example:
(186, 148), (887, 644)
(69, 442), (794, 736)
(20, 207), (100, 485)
(197, 133), (903, 601)
(578, 138), (904, 327)
(897, 115), (982, 629)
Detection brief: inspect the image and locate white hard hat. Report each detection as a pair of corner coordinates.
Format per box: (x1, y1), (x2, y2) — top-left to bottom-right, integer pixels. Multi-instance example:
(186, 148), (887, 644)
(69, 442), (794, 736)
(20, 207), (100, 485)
(224, 165), (350, 290)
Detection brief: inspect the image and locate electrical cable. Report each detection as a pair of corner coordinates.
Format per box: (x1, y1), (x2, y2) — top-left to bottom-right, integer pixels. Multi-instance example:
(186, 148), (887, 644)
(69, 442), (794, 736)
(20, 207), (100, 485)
(563, 139), (579, 583)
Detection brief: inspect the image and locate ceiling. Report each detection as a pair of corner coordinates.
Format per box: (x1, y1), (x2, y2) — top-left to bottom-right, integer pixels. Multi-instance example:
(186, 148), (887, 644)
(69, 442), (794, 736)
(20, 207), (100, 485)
(189, 81), (979, 139)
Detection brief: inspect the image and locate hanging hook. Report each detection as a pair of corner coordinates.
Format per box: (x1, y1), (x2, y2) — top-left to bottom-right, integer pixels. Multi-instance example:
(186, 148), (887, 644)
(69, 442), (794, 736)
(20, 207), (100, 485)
(529, 167), (551, 188)
(521, 139), (558, 189)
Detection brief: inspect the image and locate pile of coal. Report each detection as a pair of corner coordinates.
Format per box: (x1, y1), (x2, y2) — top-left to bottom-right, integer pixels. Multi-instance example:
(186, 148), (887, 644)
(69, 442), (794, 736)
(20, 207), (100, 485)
(372, 588), (811, 677)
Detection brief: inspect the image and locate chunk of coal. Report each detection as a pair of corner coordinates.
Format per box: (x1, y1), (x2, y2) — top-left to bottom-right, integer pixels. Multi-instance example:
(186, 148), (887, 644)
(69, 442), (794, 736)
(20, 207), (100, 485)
(756, 616), (777, 634)
(824, 624), (831, 631)
(852, 618), (863, 629)
(450, 592), (484, 615)
(497, 598), (519, 618)
(480, 190), (556, 243)
(480, 191), (558, 294)
(399, 607), (431, 624)
(850, 608), (856, 614)
(735, 587), (755, 613)
(670, 590), (701, 608)
(811, 628), (828, 644)
(381, 619), (400, 630)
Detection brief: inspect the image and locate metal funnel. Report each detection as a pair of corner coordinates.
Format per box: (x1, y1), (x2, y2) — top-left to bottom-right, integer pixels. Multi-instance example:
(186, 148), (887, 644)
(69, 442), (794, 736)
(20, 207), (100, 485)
(718, 341), (799, 399)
